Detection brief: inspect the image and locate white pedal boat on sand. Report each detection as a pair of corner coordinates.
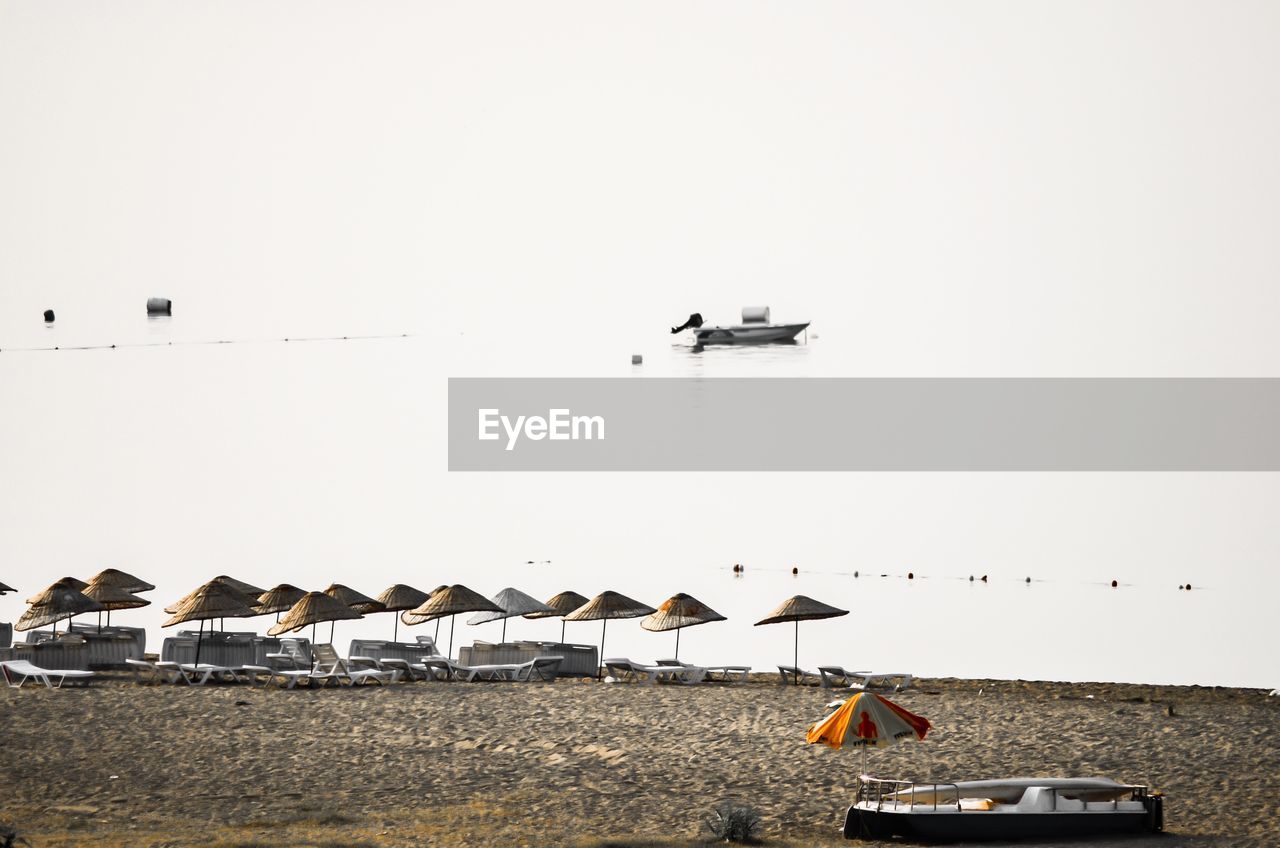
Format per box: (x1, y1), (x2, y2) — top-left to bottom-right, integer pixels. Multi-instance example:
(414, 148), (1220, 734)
(690, 306), (809, 345)
(843, 775), (1164, 840)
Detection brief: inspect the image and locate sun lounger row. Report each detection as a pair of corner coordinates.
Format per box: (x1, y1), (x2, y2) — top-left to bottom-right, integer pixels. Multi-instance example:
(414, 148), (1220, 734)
(115, 646), (565, 688)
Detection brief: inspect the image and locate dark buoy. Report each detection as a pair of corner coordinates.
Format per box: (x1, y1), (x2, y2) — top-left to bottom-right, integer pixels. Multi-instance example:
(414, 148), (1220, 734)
(1185, 583), (1191, 591)
(146, 297), (172, 316)
(981, 575), (988, 583)
(43, 309), (55, 322)
(968, 575), (974, 582)
(853, 570), (859, 578)
(1111, 579), (1118, 588)
(1025, 577), (1031, 584)
(791, 566), (798, 575)
(907, 571), (914, 580)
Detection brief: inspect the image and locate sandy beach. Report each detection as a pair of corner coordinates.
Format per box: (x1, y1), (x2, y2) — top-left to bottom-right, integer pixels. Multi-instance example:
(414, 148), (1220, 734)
(2, 675), (1277, 847)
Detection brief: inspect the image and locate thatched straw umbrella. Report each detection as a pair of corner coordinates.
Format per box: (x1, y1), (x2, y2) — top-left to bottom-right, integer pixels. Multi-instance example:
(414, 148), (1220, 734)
(374, 584), (431, 642)
(523, 590), (590, 644)
(85, 568), (154, 629)
(405, 584), (503, 660)
(268, 592), (364, 667)
(86, 568), (155, 594)
(163, 582), (259, 667)
(81, 583), (150, 633)
(754, 595), (849, 685)
(320, 584), (385, 643)
(0, 581), (16, 596)
(256, 584), (308, 621)
(641, 593), (726, 661)
(399, 584), (449, 642)
(16, 582), (105, 636)
(563, 591), (657, 679)
(165, 577), (262, 612)
(27, 576), (88, 603)
(466, 587), (554, 643)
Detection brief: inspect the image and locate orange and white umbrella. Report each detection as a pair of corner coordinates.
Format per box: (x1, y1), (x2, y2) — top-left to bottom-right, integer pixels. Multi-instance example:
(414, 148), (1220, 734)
(807, 691), (931, 751)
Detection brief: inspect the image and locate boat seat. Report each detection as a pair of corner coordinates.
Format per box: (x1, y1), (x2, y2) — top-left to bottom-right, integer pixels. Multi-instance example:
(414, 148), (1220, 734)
(1055, 796), (1085, 811)
(1086, 800), (1117, 811)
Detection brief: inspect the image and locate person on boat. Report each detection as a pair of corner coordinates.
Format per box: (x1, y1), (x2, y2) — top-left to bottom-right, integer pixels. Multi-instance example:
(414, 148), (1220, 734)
(670, 312), (704, 333)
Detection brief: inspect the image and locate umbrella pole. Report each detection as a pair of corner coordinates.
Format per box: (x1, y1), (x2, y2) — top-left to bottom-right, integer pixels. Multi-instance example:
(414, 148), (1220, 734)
(675, 627), (681, 661)
(195, 619), (203, 668)
(311, 622), (317, 672)
(97, 611), (102, 634)
(794, 620), (799, 686)
(598, 618), (607, 680)
(330, 620), (335, 645)
(501, 617), (507, 644)
(449, 615), (456, 661)
(393, 616), (398, 643)
(560, 619), (566, 644)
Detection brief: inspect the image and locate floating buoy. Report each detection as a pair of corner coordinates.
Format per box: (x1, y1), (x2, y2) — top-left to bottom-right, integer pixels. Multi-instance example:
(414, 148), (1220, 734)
(907, 572), (914, 580)
(968, 575), (974, 582)
(981, 575), (988, 583)
(1025, 577), (1031, 584)
(43, 309), (55, 322)
(146, 297), (172, 315)
(631, 354), (643, 365)
(791, 566), (798, 575)
(1185, 583), (1191, 591)
(853, 570), (859, 578)
(1111, 580), (1118, 588)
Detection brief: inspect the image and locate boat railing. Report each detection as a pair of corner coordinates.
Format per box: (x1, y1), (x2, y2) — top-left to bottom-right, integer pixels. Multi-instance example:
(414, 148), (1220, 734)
(856, 775), (961, 812)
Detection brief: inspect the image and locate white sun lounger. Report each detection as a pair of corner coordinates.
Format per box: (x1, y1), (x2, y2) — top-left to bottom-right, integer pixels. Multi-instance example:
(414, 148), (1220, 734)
(464, 656), (564, 682)
(604, 658), (707, 685)
(847, 670), (913, 691)
(125, 658), (190, 685)
(1, 659), (96, 689)
(776, 665), (819, 685)
(657, 659), (751, 683)
(311, 645), (399, 686)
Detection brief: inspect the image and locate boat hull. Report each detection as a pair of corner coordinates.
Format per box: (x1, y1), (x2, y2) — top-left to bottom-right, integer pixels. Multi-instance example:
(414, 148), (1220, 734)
(843, 800), (1162, 841)
(692, 322), (809, 345)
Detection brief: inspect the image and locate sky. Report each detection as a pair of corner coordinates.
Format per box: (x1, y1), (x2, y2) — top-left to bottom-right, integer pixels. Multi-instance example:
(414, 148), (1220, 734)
(2, 2), (1278, 686)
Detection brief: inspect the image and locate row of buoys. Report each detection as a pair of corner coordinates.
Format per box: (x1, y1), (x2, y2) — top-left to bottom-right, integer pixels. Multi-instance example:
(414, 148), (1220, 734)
(739, 566), (1198, 591)
(41, 299), (171, 323)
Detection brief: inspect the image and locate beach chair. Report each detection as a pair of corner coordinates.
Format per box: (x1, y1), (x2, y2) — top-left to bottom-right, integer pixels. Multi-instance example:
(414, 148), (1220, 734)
(464, 656), (564, 682)
(418, 656), (467, 681)
(603, 658), (646, 682)
(847, 671), (913, 691)
(415, 635), (443, 657)
(818, 666), (871, 689)
(657, 659), (750, 684)
(311, 645), (399, 686)
(1, 659), (96, 689)
(776, 665), (819, 686)
(265, 638), (312, 670)
(351, 655), (433, 682)
(178, 663), (247, 685)
(125, 658), (190, 685)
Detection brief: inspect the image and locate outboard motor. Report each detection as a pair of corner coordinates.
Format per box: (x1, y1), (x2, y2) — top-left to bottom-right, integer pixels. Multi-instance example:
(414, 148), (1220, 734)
(670, 312), (704, 334)
(1143, 793), (1164, 832)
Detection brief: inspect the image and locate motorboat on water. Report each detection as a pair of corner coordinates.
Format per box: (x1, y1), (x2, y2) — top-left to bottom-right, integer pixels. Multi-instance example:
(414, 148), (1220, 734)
(675, 306), (809, 345)
(843, 775), (1164, 841)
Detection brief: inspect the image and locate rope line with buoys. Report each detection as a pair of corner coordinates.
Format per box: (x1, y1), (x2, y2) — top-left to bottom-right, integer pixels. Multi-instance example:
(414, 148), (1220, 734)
(724, 564), (1204, 591)
(0, 332), (412, 354)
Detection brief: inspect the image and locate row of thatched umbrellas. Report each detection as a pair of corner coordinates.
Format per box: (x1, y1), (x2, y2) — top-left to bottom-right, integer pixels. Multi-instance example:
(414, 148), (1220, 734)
(3, 574), (850, 680)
